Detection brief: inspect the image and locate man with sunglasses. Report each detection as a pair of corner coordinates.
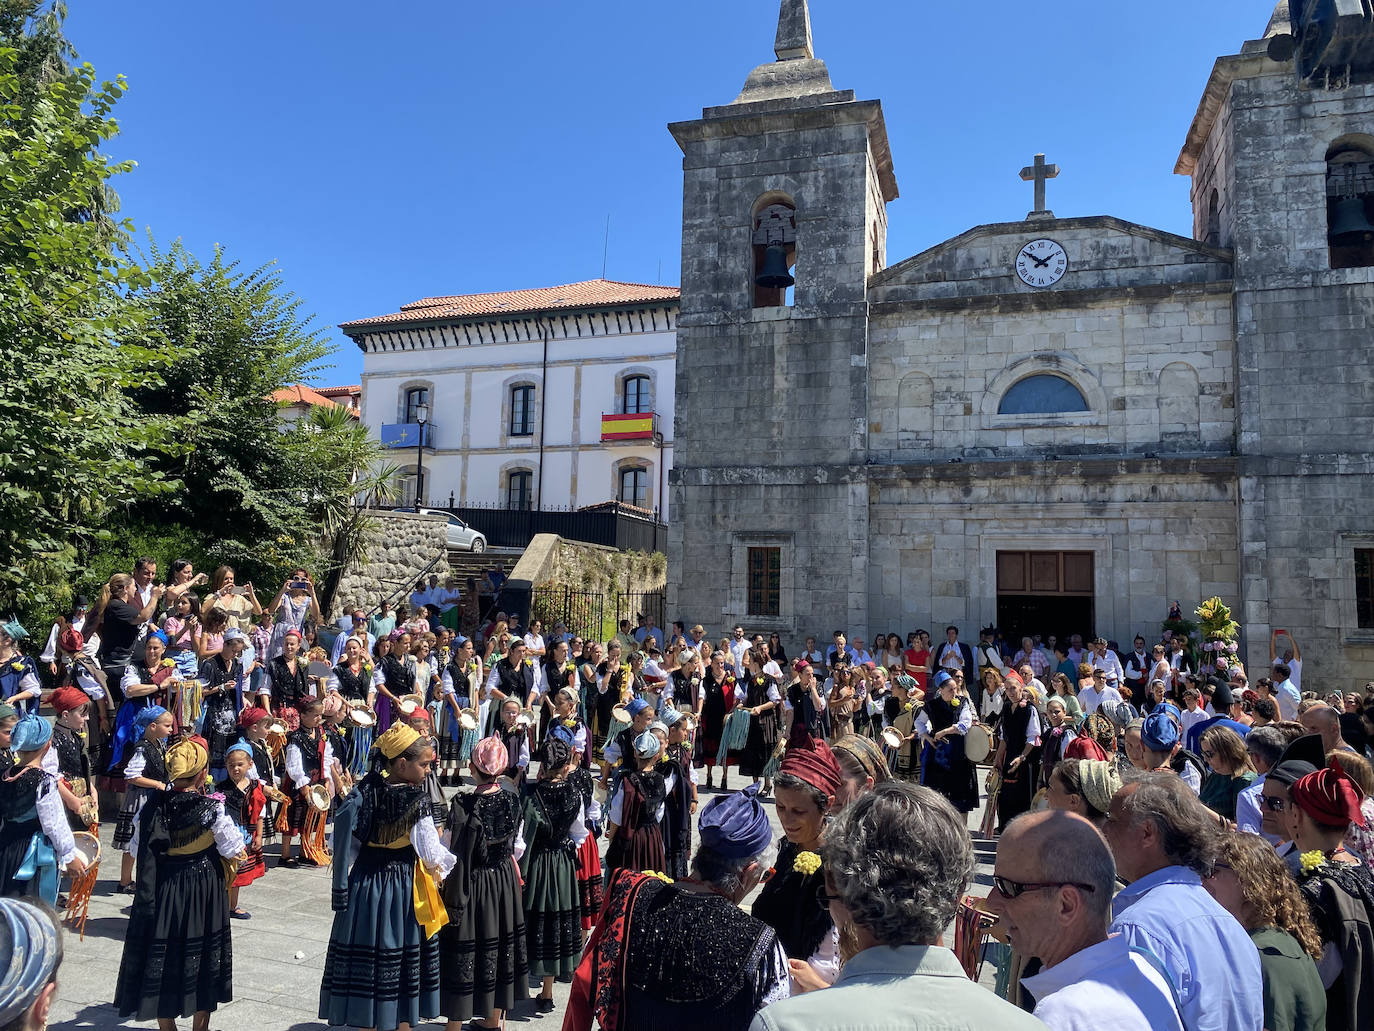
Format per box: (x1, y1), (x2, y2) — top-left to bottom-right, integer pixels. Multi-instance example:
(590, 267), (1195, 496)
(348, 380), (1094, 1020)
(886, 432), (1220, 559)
(986, 810), (1182, 1030)
(1260, 759), (1319, 873)
(1102, 773), (1262, 1031)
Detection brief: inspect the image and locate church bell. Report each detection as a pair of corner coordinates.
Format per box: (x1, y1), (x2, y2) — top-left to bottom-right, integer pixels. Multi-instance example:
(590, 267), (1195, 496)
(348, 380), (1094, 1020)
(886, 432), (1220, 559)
(1329, 196), (1374, 246)
(755, 244), (795, 289)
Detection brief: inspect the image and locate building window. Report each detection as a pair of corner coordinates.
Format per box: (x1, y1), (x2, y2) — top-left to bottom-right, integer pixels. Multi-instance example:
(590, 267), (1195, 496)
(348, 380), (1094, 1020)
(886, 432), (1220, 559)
(404, 386), (429, 424)
(506, 470), (533, 511)
(997, 374), (1089, 416)
(623, 375), (651, 415)
(510, 385), (535, 436)
(618, 467), (648, 507)
(747, 546), (781, 617)
(1357, 549), (1374, 629)
(752, 199), (796, 308)
(1205, 189), (1221, 246)
(1328, 141), (1374, 269)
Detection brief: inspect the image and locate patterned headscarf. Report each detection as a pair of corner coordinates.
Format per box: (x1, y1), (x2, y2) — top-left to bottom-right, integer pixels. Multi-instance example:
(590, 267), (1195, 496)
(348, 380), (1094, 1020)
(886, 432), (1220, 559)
(166, 738), (208, 783)
(0, 897), (59, 1026)
(472, 735), (508, 777)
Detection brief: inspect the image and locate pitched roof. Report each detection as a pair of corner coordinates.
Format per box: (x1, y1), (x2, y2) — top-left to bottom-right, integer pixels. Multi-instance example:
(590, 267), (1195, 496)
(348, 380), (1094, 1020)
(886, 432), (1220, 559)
(271, 384), (339, 409)
(338, 278), (680, 330)
(316, 384), (361, 397)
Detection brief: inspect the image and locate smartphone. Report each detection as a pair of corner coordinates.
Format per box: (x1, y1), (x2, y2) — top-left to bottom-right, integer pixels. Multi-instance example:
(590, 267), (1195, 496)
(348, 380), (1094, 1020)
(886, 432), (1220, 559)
(290, 581), (310, 590)
(231, 585), (250, 596)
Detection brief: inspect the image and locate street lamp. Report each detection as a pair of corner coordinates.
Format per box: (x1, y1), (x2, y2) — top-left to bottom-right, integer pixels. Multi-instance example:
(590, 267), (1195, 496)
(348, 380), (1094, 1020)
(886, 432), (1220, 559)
(414, 402), (429, 506)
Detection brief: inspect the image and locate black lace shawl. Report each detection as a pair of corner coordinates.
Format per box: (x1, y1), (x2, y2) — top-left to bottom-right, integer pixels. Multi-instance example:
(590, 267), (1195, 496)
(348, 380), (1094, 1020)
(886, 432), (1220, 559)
(51, 723), (89, 782)
(0, 767), (49, 821)
(751, 838), (833, 961)
(352, 771), (429, 846)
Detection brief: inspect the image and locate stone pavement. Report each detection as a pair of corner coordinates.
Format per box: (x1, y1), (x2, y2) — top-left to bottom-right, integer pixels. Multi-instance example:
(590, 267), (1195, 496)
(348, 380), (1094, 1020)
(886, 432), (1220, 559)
(50, 780), (999, 1031)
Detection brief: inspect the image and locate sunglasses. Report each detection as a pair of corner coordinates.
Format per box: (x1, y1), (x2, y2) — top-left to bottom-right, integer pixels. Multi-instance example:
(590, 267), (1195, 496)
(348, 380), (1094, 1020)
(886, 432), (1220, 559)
(1261, 794), (1287, 811)
(992, 875), (1096, 899)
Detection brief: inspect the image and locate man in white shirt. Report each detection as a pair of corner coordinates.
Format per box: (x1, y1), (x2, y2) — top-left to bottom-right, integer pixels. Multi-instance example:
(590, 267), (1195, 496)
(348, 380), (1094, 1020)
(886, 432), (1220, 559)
(1271, 662), (1300, 721)
(986, 810), (1183, 1031)
(1122, 635), (1151, 701)
(1088, 638), (1124, 685)
(1270, 629), (1302, 691)
(1076, 668), (1123, 716)
(728, 625), (750, 676)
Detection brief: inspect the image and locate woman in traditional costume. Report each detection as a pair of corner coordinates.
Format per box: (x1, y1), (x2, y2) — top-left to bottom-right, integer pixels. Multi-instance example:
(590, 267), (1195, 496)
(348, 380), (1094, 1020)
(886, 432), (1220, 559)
(440, 734), (528, 1029)
(319, 722), (456, 1031)
(914, 670), (979, 816)
(694, 650), (739, 789)
(0, 714), (83, 902)
(738, 651), (781, 795)
(751, 723), (842, 991)
(114, 738), (244, 1028)
(543, 687), (588, 767)
(265, 627), (311, 716)
(113, 706), (174, 894)
(520, 735), (590, 1012)
(280, 697), (333, 868)
(658, 708), (698, 879)
(107, 632), (175, 785)
(217, 743), (267, 919)
(0, 621), (41, 716)
(991, 671), (1042, 833)
(440, 636), (483, 784)
(604, 730), (674, 883)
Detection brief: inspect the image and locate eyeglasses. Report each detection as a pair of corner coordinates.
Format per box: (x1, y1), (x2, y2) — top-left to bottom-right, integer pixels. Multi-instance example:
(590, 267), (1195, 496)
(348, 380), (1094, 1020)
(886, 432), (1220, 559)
(1261, 794), (1287, 811)
(992, 875), (1096, 899)
(816, 888), (841, 910)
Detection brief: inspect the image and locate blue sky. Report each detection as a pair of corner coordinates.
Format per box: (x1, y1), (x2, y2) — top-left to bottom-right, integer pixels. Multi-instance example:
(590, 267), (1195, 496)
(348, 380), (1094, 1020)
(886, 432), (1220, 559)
(67, 1), (1270, 386)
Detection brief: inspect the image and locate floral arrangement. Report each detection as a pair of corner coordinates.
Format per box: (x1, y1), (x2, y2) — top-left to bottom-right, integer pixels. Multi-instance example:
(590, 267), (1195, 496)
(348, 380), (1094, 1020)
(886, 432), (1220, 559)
(1196, 597), (1241, 644)
(1299, 849), (1328, 876)
(793, 850), (823, 876)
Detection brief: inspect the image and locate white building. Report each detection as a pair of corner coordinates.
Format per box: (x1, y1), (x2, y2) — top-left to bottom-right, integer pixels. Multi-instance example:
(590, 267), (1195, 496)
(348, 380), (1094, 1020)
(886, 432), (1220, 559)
(341, 279), (680, 517)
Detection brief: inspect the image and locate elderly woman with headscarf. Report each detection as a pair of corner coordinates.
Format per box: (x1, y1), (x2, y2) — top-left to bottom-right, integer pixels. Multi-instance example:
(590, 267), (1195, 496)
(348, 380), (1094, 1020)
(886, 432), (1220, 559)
(0, 714), (83, 902)
(520, 735), (590, 1012)
(440, 733), (528, 1029)
(1045, 758), (1121, 829)
(752, 723), (844, 993)
(1286, 761), (1374, 1030)
(320, 722), (456, 1031)
(604, 730), (675, 885)
(114, 738), (246, 1027)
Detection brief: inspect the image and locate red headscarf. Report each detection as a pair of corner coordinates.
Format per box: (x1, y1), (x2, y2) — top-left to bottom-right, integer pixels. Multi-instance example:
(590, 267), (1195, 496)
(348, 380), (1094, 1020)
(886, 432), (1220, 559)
(1292, 762), (1367, 829)
(1063, 735), (1109, 762)
(779, 722), (841, 798)
(238, 705), (270, 729)
(48, 687), (89, 715)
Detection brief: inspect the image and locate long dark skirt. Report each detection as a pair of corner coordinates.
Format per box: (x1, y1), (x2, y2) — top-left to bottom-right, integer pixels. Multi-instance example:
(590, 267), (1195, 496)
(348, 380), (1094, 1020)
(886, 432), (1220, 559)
(439, 861), (528, 1019)
(114, 851), (233, 1020)
(919, 741), (980, 814)
(996, 755), (1041, 832)
(738, 712), (777, 778)
(603, 822), (664, 885)
(0, 821), (39, 897)
(575, 834), (602, 930)
(523, 846), (581, 980)
(319, 847), (441, 1030)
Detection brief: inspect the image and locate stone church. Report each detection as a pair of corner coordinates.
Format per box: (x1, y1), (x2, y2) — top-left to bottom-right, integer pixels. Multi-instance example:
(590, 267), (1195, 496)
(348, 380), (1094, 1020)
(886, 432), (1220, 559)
(666, 1), (1374, 686)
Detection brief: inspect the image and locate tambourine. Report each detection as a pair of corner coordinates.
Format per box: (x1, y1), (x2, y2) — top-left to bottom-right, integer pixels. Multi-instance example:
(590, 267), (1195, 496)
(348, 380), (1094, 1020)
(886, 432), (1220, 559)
(263, 784), (290, 805)
(881, 726), (903, 749)
(305, 783), (331, 812)
(458, 708), (478, 732)
(964, 723), (993, 764)
(348, 708), (375, 727)
(611, 705), (631, 724)
(268, 722), (287, 736)
(71, 830), (101, 868)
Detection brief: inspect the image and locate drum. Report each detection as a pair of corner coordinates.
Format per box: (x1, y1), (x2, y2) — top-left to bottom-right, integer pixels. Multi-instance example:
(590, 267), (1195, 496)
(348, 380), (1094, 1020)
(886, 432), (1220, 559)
(881, 726), (903, 749)
(64, 831), (102, 940)
(71, 830), (101, 868)
(964, 723), (992, 764)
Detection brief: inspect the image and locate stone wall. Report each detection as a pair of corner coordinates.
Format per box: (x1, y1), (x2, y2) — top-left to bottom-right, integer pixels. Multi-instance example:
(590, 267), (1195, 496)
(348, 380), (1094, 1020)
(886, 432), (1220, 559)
(330, 510), (448, 619)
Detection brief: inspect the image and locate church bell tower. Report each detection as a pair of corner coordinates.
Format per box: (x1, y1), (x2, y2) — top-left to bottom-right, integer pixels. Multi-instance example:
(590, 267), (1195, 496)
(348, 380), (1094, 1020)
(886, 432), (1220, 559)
(666, 0), (898, 635)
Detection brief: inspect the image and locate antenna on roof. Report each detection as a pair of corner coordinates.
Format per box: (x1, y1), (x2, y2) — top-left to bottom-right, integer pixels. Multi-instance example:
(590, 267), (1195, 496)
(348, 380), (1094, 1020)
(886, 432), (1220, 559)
(657, 259), (662, 285)
(601, 214), (610, 279)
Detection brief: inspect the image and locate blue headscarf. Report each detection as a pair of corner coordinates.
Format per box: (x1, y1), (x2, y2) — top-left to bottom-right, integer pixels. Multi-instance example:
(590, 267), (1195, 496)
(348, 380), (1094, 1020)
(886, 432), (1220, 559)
(145, 629), (168, 647)
(0, 897), (59, 1025)
(9, 713), (51, 752)
(224, 742), (252, 762)
(698, 782), (773, 859)
(132, 705), (168, 738)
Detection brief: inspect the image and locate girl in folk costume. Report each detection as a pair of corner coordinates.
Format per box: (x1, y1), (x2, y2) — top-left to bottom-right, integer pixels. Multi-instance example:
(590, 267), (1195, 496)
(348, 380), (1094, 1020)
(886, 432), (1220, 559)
(320, 694), (352, 793)
(538, 640), (577, 744)
(751, 722), (843, 990)
(46, 687), (97, 831)
(114, 738), (245, 1029)
(373, 632), (414, 733)
(496, 697), (531, 787)
(604, 731), (674, 884)
(280, 698), (333, 868)
(563, 735), (604, 932)
(521, 735), (592, 1013)
(217, 743), (267, 919)
(199, 627), (247, 779)
(108, 632), (175, 785)
(402, 706), (449, 832)
(914, 670), (980, 815)
(544, 688), (589, 769)
(738, 650), (781, 795)
(265, 627), (311, 716)
(695, 649), (740, 789)
(234, 707), (281, 845)
(0, 621), (41, 715)
(320, 722), (455, 1031)
(0, 714), (84, 903)
(114, 707), (174, 894)
(440, 636), (484, 784)
(658, 708), (698, 880)
(0, 702), (18, 772)
(441, 734), (529, 1029)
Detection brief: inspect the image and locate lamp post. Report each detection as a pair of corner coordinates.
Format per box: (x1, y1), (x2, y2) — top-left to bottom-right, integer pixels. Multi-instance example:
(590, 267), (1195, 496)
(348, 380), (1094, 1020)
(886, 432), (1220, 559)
(414, 402), (429, 506)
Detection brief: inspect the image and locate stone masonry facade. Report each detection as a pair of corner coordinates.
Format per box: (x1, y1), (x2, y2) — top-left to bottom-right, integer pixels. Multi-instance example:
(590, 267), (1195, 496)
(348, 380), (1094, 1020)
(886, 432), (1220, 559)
(668, 2), (1374, 688)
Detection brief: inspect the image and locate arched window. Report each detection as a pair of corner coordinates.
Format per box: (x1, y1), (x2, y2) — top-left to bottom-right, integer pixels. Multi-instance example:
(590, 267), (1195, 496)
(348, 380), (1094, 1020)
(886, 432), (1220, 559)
(752, 199), (796, 308)
(1327, 141), (1374, 269)
(623, 375), (651, 415)
(1205, 189), (1221, 247)
(506, 469), (533, 511)
(997, 375), (1089, 416)
(618, 466), (649, 508)
(403, 386), (429, 423)
(509, 384), (535, 436)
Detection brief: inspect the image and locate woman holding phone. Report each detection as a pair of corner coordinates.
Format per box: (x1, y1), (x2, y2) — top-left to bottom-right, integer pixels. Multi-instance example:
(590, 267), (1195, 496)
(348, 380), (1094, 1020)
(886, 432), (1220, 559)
(200, 566), (261, 631)
(266, 567), (321, 659)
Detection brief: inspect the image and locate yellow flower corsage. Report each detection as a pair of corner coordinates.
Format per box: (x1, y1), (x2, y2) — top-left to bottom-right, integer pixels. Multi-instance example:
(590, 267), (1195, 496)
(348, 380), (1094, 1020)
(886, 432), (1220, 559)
(640, 869), (673, 883)
(1299, 850), (1327, 875)
(160, 658), (176, 668)
(793, 851), (822, 876)
(10, 660), (25, 672)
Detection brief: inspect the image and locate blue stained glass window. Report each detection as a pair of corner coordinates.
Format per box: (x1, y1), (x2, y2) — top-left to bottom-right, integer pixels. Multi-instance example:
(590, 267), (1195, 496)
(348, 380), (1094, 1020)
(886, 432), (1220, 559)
(997, 375), (1089, 415)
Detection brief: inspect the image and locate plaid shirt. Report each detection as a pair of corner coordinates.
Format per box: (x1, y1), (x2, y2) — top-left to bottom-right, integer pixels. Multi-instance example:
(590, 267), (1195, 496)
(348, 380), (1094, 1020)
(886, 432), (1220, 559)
(250, 619), (274, 660)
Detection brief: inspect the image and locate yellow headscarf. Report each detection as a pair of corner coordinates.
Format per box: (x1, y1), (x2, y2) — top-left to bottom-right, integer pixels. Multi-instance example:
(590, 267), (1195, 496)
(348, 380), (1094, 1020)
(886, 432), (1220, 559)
(377, 722), (421, 760)
(166, 738), (208, 783)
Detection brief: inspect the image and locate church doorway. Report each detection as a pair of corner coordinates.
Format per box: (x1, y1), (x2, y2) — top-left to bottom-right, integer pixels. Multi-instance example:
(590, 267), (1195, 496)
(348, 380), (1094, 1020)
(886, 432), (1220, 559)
(995, 551), (1095, 649)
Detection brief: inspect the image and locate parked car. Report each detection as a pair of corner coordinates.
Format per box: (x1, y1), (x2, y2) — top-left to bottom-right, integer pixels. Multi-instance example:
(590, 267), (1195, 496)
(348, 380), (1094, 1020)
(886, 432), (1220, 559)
(394, 507), (487, 552)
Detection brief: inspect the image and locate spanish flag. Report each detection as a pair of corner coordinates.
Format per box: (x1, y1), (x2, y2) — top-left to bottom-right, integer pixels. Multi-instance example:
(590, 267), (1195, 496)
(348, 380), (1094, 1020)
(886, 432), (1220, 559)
(601, 413), (655, 440)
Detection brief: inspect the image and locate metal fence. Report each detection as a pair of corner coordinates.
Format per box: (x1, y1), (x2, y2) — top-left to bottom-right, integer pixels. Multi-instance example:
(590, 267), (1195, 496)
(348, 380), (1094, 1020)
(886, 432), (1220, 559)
(531, 585), (667, 646)
(371, 501), (667, 553)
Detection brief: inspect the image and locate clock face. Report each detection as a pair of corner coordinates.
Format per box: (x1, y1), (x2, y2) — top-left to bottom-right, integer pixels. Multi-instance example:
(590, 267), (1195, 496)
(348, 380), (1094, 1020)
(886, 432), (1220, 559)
(1015, 238), (1068, 288)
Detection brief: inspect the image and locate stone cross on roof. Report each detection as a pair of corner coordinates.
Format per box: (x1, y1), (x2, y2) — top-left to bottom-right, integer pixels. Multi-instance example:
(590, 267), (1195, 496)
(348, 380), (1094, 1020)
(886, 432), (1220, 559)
(1019, 153), (1060, 220)
(775, 0), (814, 60)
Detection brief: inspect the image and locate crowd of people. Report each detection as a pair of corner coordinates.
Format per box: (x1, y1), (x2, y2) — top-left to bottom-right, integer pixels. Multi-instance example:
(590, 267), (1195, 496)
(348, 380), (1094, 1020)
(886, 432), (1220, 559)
(3, 566), (1374, 1031)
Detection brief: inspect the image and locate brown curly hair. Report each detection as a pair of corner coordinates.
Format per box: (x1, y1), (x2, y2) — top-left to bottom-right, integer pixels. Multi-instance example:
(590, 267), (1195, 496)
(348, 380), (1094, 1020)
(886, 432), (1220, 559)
(1215, 832), (1323, 959)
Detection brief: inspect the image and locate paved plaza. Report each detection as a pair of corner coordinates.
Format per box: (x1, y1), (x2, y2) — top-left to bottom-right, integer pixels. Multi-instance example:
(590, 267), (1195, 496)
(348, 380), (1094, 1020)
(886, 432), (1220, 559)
(50, 780), (998, 1031)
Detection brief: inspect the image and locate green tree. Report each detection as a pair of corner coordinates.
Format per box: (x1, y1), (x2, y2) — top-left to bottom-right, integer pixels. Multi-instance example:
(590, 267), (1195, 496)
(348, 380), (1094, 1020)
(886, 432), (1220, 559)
(0, 16), (174, 618)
